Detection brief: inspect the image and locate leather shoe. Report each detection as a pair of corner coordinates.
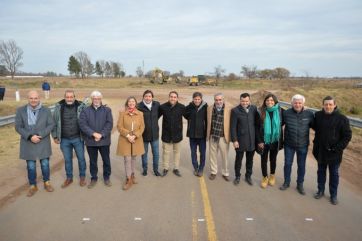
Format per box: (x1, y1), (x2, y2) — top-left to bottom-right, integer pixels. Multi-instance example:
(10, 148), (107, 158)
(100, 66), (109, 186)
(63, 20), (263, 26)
(209, 174), (216, 180)
(154, 170), (161, 176)
(330, 196), (338, 205)
(245, 176), (253, 186)
(61, 178), (73, 188)
(279, 183), (290, 191)
(142, 169), (148, 176)
(104, 179), (112, 187)
(87, 180), (97, 189)
(27, 185), (38, 197)
(162, 169), (168, 177)
(233, 177), (240, 185)
(314, 190), (324, 199)
(44, 181), (54, 192)
(297, 184), (306, 195)
(173, 169), (181, 177)
(222, 175), (230, 182)
(79, 177), (86, 187)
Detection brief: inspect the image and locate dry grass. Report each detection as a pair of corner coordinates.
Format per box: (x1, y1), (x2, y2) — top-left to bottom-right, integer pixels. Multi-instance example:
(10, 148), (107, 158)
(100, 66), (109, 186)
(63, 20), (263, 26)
(0, 124), (20, 169)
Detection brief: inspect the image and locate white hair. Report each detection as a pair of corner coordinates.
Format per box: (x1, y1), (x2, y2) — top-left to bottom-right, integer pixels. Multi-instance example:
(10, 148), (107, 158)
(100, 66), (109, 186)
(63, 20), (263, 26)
(90, 90), (102, 98)
(214, 92), (224, 99)
(291, 94), (305, 104)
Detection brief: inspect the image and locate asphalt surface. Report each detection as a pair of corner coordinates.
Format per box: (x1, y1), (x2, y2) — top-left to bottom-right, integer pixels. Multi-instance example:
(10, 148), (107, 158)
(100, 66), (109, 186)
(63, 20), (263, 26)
(0, 122), (361, 241)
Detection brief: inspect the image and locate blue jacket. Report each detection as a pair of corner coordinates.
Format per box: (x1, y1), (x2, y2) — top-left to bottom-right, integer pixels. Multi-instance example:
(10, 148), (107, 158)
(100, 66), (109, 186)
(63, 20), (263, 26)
(79, 105), (113, 146)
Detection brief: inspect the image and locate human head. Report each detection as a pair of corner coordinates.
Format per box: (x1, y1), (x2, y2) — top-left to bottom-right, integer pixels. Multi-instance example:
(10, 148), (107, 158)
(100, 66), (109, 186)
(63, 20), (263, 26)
(143, 90), (154, 104)
(168, 91), (178, 106)
(291, 94), (305, 113)
(125, 96), (137, 109)
(28, 90), (40, 108)
(263, 93), (278, 108)
(192, 92), (203, 106)
(214, 93), (224, 108)
(64, 90), (76, 105)
(240, 93), (251, 109)
(90, 90), (102, 107)
(322, 96), (336, 114)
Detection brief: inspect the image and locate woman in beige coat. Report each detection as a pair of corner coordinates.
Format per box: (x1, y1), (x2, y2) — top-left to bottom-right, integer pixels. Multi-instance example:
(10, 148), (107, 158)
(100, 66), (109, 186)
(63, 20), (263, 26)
(117, 97), (145, 190)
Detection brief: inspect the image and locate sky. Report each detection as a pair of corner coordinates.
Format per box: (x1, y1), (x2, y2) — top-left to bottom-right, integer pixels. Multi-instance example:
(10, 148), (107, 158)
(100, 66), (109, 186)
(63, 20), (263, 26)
(1, 0), (362, 77)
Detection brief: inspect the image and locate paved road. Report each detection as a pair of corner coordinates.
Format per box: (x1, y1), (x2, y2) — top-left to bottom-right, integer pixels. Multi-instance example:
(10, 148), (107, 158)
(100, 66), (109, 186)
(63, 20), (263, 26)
(0, 122), (361, 241)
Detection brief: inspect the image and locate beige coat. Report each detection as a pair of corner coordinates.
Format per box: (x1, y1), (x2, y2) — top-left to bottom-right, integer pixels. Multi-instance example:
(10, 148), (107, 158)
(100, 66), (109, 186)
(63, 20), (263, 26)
(116, 109), (145, 156)
(206, 104), (231, 143)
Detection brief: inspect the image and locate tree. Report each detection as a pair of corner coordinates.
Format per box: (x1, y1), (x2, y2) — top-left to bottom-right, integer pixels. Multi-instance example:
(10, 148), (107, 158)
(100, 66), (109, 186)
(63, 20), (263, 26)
(258, 69), (274, 79)
(214, 65), (225, 79)
(104, 61), (112, 77)
(74, 51), (93, 78)
(67, 55), (81, 77)
(111, 62), (123, 78)
(272, 67), (290, 79)
(0, 40), (23, 79)
(95, 61), (104, 77)
(136, 66), (143, 77)
(0, 65), (8, 76)
(228, 73), (238, 81)
(179, 70), (184, 77)
(241, 65), (257, 79)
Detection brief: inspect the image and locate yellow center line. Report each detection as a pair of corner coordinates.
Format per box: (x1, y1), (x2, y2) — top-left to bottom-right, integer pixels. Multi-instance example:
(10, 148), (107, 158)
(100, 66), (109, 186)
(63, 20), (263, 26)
(199, 176), (218, 241)
(191, 190), (198, 241)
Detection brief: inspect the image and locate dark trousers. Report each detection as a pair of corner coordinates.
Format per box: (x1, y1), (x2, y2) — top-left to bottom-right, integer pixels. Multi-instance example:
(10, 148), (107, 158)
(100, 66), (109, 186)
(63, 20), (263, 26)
(234, 150), (255, 178)
(317, 162), (340, 198)
(261, 145), (278, 177)
(86, 145), (111, 181)
(189, 138), (206, 172)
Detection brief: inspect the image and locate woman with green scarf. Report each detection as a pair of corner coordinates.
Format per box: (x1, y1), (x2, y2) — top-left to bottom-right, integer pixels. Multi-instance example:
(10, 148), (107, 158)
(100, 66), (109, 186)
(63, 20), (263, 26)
(257, 93), (284, 189)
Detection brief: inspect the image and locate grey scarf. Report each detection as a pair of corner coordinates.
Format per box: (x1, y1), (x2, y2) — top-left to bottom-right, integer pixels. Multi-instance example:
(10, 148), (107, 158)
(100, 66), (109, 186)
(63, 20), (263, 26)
(27, 103), (42, 126)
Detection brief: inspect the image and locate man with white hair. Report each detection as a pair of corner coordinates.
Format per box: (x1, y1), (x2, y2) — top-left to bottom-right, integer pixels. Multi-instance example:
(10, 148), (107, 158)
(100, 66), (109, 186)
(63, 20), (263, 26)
(280, 94), (314, 195)
(79, 90), (113, 188)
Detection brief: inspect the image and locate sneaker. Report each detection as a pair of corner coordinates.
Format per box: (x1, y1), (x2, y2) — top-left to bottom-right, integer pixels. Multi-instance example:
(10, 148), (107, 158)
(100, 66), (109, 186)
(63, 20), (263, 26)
(27, 185), (38, 197)
(314, 190), (324, 199)
(296, 184), (306, 195)
(261, 176), (269, 188)
(209, 174), (216, 180)
(233, 177), (240, 185)
(245, 176), (253, 186)
(104, 179), (112, 187)
(44, 181), (54, 192)
(61, 178), (73, 188)
(279, 183), (290, 191)
(79, 177), (87, 187)
(162, 169), (168, 177)
(173, 169), (182, 177)
(268, 174), (276, 186)
(154, 170), (161, 176)
(87, 180), (97, 189)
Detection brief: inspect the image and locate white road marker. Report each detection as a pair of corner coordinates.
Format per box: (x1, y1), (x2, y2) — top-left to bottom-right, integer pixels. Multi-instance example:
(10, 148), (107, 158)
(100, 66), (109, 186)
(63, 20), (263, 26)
(134, 217), (142, 221)
(246, 218), (254, 221)
(198, 218), (205, 222)
(82, 218), (90, 221)
(305, 218), (314, 222)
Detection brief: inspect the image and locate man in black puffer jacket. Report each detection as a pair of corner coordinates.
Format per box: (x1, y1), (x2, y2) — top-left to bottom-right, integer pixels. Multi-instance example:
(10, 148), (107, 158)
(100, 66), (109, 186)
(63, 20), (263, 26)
(280, 94), (314, 195)
(312, 96), (352, 205)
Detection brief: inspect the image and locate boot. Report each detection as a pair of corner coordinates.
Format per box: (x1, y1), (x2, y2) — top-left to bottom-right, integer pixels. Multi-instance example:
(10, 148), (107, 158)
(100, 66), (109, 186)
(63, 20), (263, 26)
(268, 174), (276, 186)
(123, 178), (132, 191)
(261, 176), (269, 188)
(27, 185), (38, 197)
(44, 181), (54, 192)
(131, 173), (138, 184)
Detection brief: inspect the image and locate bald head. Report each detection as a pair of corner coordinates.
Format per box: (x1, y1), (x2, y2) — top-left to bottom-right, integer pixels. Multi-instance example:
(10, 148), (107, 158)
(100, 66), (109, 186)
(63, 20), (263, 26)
(28, 90), (40, 108)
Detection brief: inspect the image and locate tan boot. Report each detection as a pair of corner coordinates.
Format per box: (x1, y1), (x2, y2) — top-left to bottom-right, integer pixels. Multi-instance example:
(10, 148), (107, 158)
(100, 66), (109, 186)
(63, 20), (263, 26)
(261, 176), (269, 189)
(123, 178), (132, 191)
(61, 178), (73, 188)
(131, 173), (138, 184)
(268, 174), (276, 186)
(44, 181), (54, 192)
(27, 185), (38, 197)
(79, 177), (87, 187)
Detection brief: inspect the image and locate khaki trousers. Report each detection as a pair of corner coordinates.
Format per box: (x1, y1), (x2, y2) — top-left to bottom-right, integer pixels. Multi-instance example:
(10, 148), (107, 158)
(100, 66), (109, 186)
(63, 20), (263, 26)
(162, 142), (181, 170)
(209, 137), (230, 176)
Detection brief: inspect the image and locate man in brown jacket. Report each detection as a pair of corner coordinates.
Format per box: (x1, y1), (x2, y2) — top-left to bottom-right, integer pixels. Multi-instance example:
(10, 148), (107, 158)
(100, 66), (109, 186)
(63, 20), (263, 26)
(207, 93), (231, 181)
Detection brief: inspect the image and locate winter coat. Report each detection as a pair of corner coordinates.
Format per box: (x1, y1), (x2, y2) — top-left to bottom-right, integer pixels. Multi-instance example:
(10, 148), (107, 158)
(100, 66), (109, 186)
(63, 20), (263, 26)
(159, 102), (186, 143)
(116, 109), (145, 156)
(137, 101), (160, 142)
(230, 105), (261, 151)
(312, 108), (352, 164)
(79, 105), (113, 146)
(15, 105), (55, 160)
(51, 99), (87, 141)
(206, 104), (231, 143)
(184, 101), (208, 139)
(283, 108), (314, 148)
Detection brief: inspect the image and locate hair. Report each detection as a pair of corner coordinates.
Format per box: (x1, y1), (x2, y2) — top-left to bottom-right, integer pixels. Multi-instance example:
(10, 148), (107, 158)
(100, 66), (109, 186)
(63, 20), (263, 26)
(125, 96), (137, 108)
(169, 90), (178, 97)
(192, 92), (203, 99)
(260, 93), (279, 121)
(323, 96), (335, 104)
(90, 90), (102, 98)
(291, 94), (305, 104)
(214, 92), (223, 99)
(64, 90), (75, 97)
(143, 89), (154, 98)
(240, 93), (250, 99)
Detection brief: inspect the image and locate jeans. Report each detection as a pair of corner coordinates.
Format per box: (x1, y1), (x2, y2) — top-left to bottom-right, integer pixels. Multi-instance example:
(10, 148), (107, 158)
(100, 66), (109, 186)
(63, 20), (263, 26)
(26, 158), (50, 185)
(86, 145), (111, 181)
(60, 137), (87, 179)
(317, 162), (340, 198)
(283, 144), (308, 185)
(235, 150), (255, 178)
(190, 138), (206, 172)
(141, 139), (159, 172)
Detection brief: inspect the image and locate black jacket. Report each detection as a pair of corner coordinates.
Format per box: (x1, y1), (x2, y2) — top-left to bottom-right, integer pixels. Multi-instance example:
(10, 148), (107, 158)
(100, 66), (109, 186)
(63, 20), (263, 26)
(137, 101), (160, 142)
(312, 108), (352, 164)
(230, 105), (261, 151)
(184, 101), (208, 139)
(159, 102), (186, 143)
(283, 108), (314, 148)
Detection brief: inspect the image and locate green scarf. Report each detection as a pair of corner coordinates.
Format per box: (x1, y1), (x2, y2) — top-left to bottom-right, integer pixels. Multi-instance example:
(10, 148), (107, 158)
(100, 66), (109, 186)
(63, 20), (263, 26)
(264, 103), (280, 144)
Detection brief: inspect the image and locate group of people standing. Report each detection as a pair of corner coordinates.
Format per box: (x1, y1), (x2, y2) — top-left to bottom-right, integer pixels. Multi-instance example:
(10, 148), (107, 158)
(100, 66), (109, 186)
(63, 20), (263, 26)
(15, 89), (352, 205)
